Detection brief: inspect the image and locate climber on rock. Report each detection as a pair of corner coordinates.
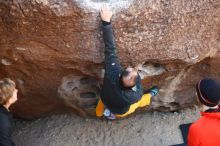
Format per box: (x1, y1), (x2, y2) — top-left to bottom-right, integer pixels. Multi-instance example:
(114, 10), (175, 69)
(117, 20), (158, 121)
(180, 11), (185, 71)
(188, 78), (220, 146)
(0, 78), (18, 146)
(96, 5), (159, 120)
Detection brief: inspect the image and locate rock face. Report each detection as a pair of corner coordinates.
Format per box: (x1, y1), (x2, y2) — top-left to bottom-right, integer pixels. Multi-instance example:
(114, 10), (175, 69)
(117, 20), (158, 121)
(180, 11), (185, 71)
(0, 0), (220, 119)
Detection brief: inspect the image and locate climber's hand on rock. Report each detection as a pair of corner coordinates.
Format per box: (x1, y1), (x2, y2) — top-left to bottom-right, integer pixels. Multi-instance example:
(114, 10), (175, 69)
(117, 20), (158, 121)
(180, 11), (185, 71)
(100, 5), (112, 22)
(135, 63), (143, 71)
(135, 62), (144, 71)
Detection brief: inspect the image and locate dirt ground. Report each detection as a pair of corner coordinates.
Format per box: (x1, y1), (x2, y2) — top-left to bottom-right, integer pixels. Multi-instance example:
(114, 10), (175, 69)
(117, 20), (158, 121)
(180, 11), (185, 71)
(12, 106), (200, 146)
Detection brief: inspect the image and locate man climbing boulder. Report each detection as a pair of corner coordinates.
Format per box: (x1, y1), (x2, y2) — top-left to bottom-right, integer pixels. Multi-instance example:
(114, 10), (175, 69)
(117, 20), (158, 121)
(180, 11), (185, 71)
(96, 5), (159, 120)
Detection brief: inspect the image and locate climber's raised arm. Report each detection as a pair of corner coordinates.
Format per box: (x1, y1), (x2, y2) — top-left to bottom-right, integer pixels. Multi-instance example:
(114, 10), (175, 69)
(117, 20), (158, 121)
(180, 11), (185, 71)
(100, 5), (122, 80)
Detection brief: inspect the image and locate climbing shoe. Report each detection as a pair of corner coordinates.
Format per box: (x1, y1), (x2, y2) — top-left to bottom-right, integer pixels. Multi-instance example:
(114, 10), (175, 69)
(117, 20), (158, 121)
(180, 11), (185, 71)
(103, 108), (116, 120)
(146, 86), (159, 97)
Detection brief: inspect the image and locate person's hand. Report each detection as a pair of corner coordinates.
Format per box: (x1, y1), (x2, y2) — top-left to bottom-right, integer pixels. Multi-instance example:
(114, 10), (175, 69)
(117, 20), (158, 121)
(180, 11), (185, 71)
(100, 5), (112, 22)
(135, 63), (143, 71)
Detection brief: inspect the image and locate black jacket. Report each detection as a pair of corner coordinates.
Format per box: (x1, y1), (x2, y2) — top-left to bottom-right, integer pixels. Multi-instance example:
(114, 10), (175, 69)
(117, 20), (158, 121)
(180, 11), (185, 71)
(100, 23), (143, 115)
(0, 106), (15, 146)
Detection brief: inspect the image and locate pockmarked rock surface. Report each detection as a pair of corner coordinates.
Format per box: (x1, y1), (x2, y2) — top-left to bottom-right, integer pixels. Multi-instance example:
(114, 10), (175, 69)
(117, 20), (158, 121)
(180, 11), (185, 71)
(0, 0), (220, 119)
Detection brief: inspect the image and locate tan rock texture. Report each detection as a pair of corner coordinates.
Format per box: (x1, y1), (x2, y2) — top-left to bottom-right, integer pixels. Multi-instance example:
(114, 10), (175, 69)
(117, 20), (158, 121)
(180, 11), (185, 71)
(0, 0), (220, 119)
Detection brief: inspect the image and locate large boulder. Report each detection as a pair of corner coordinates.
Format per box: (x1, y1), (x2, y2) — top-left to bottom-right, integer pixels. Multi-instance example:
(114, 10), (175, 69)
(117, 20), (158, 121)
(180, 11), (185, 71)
(0, 0), (220, 119)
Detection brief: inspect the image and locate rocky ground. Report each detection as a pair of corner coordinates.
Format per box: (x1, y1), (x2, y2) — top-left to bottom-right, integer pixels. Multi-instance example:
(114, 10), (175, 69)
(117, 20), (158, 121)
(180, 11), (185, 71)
(12, 106), (200, 146)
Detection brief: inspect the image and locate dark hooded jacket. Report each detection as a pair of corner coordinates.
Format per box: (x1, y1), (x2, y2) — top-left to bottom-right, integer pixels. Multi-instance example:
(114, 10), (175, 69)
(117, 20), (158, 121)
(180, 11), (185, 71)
(100, 22), (143, 115)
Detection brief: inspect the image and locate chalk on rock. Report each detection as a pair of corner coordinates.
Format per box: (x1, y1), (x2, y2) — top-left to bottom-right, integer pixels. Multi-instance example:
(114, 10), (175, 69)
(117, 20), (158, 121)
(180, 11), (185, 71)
(1, 58), (12, 66)
(74, 0), (134, 12)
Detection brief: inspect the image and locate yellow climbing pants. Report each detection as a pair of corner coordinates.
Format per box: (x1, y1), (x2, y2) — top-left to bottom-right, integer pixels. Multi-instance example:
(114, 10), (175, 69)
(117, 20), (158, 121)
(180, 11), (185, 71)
(96, 93), (151, 118)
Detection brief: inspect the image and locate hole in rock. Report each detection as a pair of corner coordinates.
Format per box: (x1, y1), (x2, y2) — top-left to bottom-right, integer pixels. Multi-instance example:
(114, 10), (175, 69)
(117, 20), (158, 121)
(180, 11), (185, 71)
(155, 106), (170, 112)
(66, 81), (74, 88)
(138, 62), (166, 79)
(80, 77), (97, 85)
(152, 63), (162, 68)
(169, 102), (179, 107)
(80, 77), (90, 85)
(72, 87), (77, 91)
(80, 92), (97, 99)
